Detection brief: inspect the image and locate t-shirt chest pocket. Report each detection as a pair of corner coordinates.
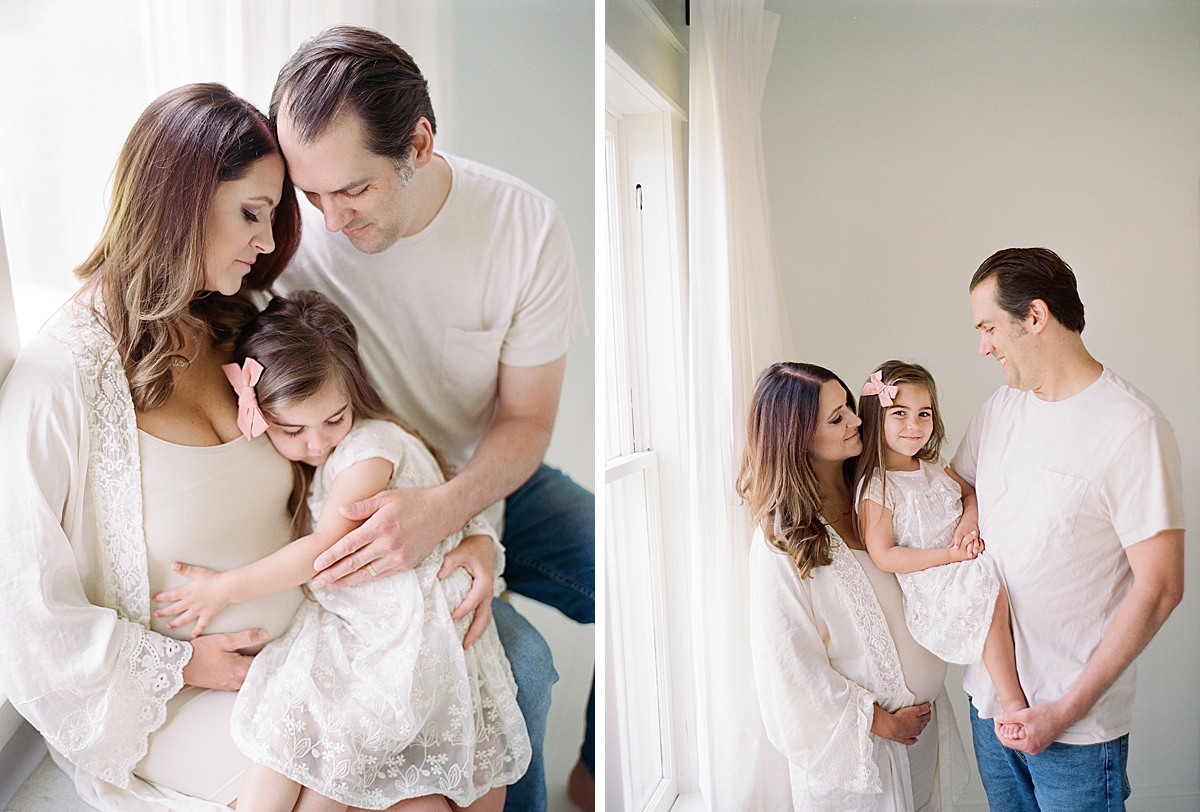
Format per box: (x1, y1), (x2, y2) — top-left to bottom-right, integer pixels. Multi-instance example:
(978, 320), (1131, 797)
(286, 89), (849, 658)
(1025, 468), (1090, 540)
(441, 326), (507, 417)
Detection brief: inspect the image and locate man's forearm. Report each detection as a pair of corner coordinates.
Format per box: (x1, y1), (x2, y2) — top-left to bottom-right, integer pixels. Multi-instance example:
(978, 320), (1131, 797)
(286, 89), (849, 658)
(1052, 531), (1184, 731)
(1058, 576), (1181, 725)
(438, 415), (553, 531)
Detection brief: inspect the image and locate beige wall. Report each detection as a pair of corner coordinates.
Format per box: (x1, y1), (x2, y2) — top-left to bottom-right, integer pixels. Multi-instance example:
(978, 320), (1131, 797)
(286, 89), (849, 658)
(440, 0), (595, 490)
(762, 1), (1200, 808)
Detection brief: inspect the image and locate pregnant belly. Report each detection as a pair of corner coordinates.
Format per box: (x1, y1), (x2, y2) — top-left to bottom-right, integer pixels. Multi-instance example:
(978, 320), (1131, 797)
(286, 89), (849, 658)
(149, 588), (306, 653)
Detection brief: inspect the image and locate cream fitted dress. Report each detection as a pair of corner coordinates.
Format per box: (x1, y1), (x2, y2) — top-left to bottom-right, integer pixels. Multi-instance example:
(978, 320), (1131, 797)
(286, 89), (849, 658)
(135, 430), (304, 804)
(862, 459), (1001, 664)
(231, 420), (530, 809)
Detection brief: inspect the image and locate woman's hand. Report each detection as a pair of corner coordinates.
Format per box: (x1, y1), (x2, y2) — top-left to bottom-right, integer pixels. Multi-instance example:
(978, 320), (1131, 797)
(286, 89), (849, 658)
(439, 534), (496, 649)
(872, 703), (931, 745)
(181, 629), (267, 691)
(153, 562), (233, 637)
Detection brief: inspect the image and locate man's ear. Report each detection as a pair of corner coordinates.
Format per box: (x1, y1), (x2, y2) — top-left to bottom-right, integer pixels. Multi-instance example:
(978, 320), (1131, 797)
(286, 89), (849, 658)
(409, 117), (436, 169)
(1026, 298), (1052, 334)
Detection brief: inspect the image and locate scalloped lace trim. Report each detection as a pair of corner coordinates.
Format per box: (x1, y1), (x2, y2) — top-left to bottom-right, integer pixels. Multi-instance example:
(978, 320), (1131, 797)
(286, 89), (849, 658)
(47, 305), (192, 785)
(52, 627), (191, 787)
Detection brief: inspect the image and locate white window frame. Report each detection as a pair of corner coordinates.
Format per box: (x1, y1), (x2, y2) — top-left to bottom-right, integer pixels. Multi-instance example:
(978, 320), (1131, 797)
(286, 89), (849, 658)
(604, 47), (701, 812)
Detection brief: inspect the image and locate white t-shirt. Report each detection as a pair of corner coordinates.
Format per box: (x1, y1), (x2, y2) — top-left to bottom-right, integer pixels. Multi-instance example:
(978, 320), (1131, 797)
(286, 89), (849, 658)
(278, 153), (588, 480)
(951, 368), (1184, 744)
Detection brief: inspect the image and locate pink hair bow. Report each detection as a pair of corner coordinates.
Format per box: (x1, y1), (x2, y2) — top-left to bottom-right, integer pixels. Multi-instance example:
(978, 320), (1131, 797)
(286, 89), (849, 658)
(222, 358), (269, 440)
(860, 371), (898, 407)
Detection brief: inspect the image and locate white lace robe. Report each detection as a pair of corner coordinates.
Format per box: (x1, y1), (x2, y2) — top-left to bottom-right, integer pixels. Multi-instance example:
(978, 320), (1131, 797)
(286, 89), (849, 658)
(748, 528), (968, 811)
(0, 305), (242, 811)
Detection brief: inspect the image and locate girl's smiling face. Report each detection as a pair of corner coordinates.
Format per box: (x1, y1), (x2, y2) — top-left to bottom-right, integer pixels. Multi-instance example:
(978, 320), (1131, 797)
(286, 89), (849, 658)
(264, 378), (354, 466)
(882, 383), (934, 470)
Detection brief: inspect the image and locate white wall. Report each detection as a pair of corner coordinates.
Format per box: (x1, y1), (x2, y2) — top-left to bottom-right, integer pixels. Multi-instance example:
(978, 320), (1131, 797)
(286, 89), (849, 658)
(761, 1), (1200, 808)
(439, 0), (595, 490)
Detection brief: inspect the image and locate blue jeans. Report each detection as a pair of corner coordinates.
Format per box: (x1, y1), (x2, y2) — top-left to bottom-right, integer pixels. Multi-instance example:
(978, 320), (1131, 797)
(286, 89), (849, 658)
(969, 700), (1131, 812)
(492, 597), (557, 812)
(498, 464), (595, 810)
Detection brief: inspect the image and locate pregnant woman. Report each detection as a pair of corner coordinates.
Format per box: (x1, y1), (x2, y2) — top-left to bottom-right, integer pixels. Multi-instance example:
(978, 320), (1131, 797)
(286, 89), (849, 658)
(737, 362), (968, 812)
(0, 83), (498, 812)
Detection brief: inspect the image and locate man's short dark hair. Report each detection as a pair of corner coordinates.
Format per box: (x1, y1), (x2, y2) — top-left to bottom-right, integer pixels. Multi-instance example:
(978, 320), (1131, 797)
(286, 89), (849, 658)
(269, 26), (435, 166)
(970, 247), (1086, 334)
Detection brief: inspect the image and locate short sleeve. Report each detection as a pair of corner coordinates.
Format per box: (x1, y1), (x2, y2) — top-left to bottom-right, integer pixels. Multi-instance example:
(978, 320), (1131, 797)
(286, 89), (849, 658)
(1101, 415), (1185, 547)
(857, 470), (894, 511)
(324, 420), (442, 491)
(497, 207), (588, 368)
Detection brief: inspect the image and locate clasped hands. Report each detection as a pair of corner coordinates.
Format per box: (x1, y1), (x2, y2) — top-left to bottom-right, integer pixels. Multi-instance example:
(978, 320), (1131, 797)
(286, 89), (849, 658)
(949, 516), (985, 561)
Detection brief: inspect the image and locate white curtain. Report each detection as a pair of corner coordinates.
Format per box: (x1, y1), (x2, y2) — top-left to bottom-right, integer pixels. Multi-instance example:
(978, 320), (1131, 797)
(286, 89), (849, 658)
(686, 1), (794, 810)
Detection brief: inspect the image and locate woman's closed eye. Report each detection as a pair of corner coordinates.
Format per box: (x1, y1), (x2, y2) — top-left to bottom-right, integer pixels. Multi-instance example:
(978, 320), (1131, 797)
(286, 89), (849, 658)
(242, 208), (260, 224)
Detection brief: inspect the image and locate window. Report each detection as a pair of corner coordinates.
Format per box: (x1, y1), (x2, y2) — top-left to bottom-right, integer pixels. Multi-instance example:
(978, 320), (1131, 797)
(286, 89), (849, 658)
(604, 50), (693, 812)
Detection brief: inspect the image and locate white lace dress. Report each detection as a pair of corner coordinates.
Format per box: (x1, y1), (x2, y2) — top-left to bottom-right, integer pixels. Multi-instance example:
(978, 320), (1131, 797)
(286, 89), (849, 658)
(231, 420), (530, 809)
(861, 459), (1001, 665)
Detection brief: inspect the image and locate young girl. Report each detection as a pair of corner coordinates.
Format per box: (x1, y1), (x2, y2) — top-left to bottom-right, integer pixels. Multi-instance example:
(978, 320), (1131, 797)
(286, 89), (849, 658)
(152, 291), (529, 812)
(855, 360), (1027, 739)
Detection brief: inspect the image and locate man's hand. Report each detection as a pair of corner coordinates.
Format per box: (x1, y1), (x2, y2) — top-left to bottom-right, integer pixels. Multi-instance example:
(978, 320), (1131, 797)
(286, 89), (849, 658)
(872, 703), (931, 745)
(311, 486), (458, 589)
(440, 534), (497, 648)
(996, 529), (1184, 756)
(996, 702), (1067, 755)
(181, 629), (267, 691)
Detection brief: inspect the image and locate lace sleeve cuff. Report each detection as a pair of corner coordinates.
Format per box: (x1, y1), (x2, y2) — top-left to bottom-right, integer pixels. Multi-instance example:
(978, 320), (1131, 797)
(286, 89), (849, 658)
(817, 680), (881, 794)
(27, 623), (192, 789)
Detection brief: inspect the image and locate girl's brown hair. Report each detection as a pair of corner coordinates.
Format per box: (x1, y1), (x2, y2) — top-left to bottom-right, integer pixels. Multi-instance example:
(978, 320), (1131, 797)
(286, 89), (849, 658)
(235, 291), (437, 534)
(75, 83), (301, 410)
(853, 360), (945, 537)
(735, 362), (858, 579)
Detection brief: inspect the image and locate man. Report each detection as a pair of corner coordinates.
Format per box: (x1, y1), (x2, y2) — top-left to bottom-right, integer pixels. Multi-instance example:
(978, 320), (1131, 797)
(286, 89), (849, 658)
(267, 27), (595, 812)
(952, 247), (1184, 811)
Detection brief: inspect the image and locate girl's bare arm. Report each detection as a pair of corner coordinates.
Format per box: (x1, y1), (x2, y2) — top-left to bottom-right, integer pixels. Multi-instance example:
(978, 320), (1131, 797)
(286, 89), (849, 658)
(154, 456), (394, 635)
(860, 497), (977, 575)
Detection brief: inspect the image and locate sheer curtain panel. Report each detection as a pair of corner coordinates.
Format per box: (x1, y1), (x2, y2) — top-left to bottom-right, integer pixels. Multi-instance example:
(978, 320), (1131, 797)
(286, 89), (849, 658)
(686, 1), (794, 809)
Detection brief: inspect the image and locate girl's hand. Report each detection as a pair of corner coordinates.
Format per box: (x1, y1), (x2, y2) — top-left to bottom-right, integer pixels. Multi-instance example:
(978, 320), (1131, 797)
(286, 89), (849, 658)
(952, 515), (981, 549)
(152, 562), (232, 637)
(947, 530), (982, 562)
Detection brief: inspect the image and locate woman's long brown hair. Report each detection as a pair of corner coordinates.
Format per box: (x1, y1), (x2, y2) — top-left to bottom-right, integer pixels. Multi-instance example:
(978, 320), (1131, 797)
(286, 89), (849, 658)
(853, 360), (946, 539)
(74, 83), (301, 410)
(735, 362), (858, 579)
